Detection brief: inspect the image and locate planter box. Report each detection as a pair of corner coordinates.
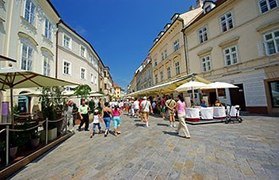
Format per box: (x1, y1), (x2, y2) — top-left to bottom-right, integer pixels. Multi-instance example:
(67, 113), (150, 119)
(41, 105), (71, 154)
(40, 128), (57, 142)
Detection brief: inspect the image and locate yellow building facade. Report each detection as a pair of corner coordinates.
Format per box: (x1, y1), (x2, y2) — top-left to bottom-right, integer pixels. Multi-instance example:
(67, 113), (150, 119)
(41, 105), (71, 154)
(183, 0), (279, 114)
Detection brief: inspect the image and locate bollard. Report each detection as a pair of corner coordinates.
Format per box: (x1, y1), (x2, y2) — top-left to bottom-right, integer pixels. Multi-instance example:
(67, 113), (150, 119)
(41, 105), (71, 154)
(6, 125), (9, 166)
(46, 118), (48, 145)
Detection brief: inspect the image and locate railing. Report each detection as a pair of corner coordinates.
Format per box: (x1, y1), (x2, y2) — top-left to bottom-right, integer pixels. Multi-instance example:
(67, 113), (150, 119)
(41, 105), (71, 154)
(1, 115), (68, 166)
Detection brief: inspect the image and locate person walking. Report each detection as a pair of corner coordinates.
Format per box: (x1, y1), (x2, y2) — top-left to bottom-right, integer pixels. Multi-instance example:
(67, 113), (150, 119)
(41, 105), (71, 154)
(165, 95), (177, 127)
(112, 105), (122, 136)
(160, 95), (166, 119)
(78, 99), (89, 131)
(90, 109), (103, 138)
(102, 102), (112, 137)
(65, 99), (74, 132)
(140, 96), (153, 127)
(176, 95), (191, 139)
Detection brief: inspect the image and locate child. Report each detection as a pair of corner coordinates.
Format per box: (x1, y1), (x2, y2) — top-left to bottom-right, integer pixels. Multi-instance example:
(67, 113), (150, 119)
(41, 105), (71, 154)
(90, 109), (102, 138)
(112, 105), (122, 136)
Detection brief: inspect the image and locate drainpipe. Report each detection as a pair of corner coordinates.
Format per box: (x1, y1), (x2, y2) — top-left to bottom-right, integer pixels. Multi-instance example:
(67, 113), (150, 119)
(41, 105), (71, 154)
(55, 21), (61, 78)
(178, 18), (189, 75)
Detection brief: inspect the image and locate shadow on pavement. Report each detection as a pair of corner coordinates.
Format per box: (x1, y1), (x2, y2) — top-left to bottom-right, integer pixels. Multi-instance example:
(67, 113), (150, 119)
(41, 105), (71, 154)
(135, 123), (145, 127)
(157, 123), (169, 127)
(134, 119), (141, 122)
(162, 131), (179, 137)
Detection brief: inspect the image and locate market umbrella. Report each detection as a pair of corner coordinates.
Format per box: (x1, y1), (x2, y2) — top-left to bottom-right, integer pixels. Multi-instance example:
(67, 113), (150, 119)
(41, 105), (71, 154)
(202, 82), (238, 98)
(0, 67), (78, 125)
(90, 92), (105, 97)
(175, 80), (208, 103)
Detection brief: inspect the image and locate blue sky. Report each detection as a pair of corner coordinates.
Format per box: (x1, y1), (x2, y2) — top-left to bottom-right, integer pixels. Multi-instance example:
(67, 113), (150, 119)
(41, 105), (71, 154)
(51, 0), (196, 89)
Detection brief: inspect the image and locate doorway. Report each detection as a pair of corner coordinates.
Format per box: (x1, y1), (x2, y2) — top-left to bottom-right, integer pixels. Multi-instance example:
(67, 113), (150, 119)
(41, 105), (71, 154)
(229, 84), (246, 110)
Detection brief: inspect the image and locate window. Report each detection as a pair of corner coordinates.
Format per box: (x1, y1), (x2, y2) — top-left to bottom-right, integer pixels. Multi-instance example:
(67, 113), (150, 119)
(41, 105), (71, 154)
(80, 68), (86, 79)
(44, 18), (52, 40)
(220, 12), (234, 32)
(173, 40), (179, 51)
(167, 67), (171, 79)
(224, 46), (238, 66)
(154, 60), (158, 67)
(63, 60), (71, 75)
(89, 55), (94, 64)
(161, 52), (164, 61)
(175, 62), (180, 75)
(199, 27), (208, 43)
(63, 34), (71, 49)
(104, 83), (107, 89)
(155, 74), (158, 84)
(201, 56), (211, 72)
(94, 76), (97, 85)
(43, 56), (50, 76)
(259, 0), (278, 13)
(160, 71), (164, 81)
(164, 49), (168, 59)
(269, 81), (279, 107)
(264, 30), (279, 55)
(21, 43), (33, 71)
(24, 0), (36, 25)
(91, 74), (94, 83)
(81, 46), (86, 58)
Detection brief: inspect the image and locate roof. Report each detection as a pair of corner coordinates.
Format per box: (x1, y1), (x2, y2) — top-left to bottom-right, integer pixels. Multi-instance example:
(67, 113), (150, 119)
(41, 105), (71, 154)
(58, 20), (106, 68)
(184, 0), (228, 30)
(149, 6), (202, 52)
(46, 0), (61, 18)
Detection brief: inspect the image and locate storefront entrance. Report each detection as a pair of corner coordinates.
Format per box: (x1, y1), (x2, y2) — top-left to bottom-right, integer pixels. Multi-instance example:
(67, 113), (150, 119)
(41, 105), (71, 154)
(229, 84), (246, 110)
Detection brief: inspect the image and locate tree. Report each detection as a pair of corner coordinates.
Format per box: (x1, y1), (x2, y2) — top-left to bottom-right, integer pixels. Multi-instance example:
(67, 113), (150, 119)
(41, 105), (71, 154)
(74, 85), (92, 99)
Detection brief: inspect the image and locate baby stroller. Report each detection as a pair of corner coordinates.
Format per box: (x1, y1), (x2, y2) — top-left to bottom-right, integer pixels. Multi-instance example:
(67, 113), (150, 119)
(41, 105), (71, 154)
(225, 105), (243, 124)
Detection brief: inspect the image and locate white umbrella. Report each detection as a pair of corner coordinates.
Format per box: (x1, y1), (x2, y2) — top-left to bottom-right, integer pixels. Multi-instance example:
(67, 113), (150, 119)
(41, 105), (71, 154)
(90, 92), (105, 97)
(202, 82), (238, 98)
(175, 81), (208, 103)
(0, 67), (78, 125)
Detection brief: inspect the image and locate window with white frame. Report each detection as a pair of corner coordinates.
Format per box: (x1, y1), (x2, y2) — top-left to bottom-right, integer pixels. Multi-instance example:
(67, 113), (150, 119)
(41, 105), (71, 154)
(164, 49), (168, 59)
(224, 46), (238, 66)
(201, 55), (211, 72)
(175, 62), (180, 75)
(154, 60), (157, 67)
(199, 27), (208, 43)
(21, 43), (33, 71)
(160, 71), (164, 81)
(81, 46), (86, 58)
(63, 34), (71, 49)
(220, 12), (234, 32)
(63, 60), (71, 75)
(44, 18), (52, 40)
(43, 56), (51, 76)
(155, 74), (158, 84)
(173, 40), (179, 51)
(91, 74), (94, 83)
(94, 76), (97, 85)
(259, 0), (278, 13)
(264, 30), (279, 55)
(80, 68), (86, 79)
(89, 55), (94, 64)
(167, 67), (171, 79)
(24, 0), (36, 25)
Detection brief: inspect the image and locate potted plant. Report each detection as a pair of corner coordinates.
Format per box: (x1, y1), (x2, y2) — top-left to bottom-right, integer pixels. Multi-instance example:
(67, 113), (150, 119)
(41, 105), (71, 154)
(30, 129), (40, 148)
(9, 133), (20, 159)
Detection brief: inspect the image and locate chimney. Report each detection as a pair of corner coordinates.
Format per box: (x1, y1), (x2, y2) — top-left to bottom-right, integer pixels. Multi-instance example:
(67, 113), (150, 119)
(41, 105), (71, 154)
(196, 0), (203, 8)
(189, 5), (195, 11)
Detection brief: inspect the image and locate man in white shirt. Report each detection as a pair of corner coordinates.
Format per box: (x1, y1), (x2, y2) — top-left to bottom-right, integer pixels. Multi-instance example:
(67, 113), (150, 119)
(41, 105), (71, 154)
(140, 96), (153, 127)
(133, 98), (140, 118)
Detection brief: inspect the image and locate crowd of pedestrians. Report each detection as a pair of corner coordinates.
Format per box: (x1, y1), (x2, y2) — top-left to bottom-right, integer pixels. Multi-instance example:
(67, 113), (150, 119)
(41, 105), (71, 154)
(64, 94), (193, 139)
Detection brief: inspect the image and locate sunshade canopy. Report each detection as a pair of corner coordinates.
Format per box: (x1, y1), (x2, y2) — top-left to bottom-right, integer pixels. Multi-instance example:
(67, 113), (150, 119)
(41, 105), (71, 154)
(175, 80), (208, 92)
(0, 68), (78, 90)
(202, 82), (238, 89)
(127, 73), (210, 97)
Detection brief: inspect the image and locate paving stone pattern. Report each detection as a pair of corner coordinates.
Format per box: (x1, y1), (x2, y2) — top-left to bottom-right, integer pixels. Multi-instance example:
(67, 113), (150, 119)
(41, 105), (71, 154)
(11, 115), (279, 180)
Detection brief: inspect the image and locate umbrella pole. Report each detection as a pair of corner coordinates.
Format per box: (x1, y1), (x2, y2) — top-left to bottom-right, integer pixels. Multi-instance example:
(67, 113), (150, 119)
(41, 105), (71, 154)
(10, 88), (14, 126)
(215, 89), (219, 99)
(191, 87), (195, 104)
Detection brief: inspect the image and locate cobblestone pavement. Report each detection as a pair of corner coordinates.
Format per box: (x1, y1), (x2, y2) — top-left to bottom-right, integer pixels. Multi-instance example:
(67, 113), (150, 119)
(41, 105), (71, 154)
(11, 114), (279, 180)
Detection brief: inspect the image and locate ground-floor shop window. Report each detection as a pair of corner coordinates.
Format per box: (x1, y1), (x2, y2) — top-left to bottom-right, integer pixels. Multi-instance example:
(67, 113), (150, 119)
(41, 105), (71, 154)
(269, 81), (279, 107)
